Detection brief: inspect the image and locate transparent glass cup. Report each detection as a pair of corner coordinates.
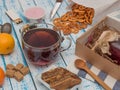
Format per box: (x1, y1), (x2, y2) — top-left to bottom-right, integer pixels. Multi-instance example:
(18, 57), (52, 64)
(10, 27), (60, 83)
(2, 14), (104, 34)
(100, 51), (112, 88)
(20, 23), (71, 66)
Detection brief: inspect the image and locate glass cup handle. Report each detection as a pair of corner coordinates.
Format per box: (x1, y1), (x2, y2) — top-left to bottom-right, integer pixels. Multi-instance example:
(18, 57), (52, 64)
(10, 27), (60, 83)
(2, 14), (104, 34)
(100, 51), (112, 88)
(60, 36), (72, 52)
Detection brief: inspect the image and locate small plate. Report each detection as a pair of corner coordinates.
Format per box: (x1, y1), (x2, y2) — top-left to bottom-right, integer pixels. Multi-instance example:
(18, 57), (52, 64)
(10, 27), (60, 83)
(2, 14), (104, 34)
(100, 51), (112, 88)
(36, 65), (80, 90)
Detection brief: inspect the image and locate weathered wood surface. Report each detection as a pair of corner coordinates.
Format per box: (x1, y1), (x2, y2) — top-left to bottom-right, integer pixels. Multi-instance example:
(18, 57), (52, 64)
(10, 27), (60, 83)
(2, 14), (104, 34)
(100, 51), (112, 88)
(0, 0), (119, 90)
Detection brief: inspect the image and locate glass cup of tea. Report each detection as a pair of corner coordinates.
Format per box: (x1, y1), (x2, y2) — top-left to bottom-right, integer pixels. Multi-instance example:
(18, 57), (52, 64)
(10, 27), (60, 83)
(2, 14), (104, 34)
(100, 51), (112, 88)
(20, 23), (71, 66)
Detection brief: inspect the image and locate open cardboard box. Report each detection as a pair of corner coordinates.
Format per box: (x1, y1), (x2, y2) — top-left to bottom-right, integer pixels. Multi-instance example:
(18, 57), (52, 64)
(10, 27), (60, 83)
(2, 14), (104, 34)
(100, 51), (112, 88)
(75, 15), (120, 80)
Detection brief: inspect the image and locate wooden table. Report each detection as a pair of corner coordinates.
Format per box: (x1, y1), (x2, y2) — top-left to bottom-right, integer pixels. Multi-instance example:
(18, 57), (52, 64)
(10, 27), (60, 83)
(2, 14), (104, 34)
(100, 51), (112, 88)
(0, 0), (120, 90)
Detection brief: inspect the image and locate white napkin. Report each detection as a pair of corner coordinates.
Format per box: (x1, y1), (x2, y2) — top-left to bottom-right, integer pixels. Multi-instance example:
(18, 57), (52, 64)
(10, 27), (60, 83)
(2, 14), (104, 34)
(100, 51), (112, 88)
(71, 0), (118, 8)
(72, 0), (118, 15)
(71, 0), (120, 25)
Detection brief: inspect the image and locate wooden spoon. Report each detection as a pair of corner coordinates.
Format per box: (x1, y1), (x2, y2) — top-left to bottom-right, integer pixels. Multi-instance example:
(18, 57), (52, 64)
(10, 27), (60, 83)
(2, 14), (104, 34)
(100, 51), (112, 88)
(75, 59), (111, 90)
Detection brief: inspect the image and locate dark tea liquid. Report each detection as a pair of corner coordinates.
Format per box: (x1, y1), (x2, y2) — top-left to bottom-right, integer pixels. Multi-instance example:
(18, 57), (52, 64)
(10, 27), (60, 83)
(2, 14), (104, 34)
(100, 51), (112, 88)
(22, 28), (60, 65)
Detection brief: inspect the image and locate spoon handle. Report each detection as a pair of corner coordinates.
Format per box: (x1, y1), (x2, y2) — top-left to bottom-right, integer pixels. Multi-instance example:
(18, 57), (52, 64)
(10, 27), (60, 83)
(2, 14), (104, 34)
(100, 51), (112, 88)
(84, 67), (111, 90)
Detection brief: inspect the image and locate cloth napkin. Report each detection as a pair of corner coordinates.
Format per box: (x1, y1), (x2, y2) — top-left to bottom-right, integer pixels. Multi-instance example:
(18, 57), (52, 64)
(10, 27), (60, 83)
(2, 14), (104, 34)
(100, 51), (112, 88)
(70, 0), (120, 25)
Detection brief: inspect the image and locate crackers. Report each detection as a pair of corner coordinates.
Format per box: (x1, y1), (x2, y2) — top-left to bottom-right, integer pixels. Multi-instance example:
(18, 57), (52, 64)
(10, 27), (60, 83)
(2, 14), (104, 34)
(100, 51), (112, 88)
(53, 4), (94, 35)
(6, 63), (29, 82)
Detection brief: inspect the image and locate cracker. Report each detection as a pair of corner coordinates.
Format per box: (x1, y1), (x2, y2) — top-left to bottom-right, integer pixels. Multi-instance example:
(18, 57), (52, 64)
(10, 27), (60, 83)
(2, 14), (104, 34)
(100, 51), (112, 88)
(6, 69), (16, 78)
(20, 67), (29, 75)
(14, 71), (24, 82)
(6, 64), (15, 70)
(5, 63), (30, 82)
(15, 63), (24, 71)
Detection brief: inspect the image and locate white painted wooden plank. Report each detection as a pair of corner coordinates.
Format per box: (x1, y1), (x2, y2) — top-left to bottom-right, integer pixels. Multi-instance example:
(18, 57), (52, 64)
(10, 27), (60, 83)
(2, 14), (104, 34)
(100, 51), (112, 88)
(1, 17), (36, 90)
(0, 1), (14, 90)
(18, 0), (35, 9)
(28, 1), (67, 88)
(9, 0), (66, 89)
(34, 0), (76, 65)
(0, 0), (36, 90)
(18, 0), (35, 10)
(33, 0), (67, 64)
(32, 0), (67, 70)
(1, 0), (82, 90)
(18, 0), (66, 66)
(47, 0), (79, 65)
(49, 0), (86, 42)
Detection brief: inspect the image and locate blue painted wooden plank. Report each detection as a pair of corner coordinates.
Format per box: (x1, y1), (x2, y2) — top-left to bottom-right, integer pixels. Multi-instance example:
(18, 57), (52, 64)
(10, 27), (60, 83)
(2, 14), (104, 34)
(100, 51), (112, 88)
(17, 0), (67, 89)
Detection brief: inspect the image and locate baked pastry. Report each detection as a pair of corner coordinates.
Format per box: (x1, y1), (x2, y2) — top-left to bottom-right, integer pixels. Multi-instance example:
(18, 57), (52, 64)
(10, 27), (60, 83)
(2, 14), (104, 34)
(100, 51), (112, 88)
(41, 67), (81, 90)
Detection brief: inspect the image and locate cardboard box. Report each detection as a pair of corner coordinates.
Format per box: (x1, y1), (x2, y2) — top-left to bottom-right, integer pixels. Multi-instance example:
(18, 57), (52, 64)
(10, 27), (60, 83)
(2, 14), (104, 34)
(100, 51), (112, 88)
(75, 16), (120, 80)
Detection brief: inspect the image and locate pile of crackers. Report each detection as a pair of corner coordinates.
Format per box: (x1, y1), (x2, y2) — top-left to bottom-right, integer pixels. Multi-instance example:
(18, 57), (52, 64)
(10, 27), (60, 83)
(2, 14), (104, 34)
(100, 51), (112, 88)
(6, 63), (29, 82)
(53, 4), (94, 35)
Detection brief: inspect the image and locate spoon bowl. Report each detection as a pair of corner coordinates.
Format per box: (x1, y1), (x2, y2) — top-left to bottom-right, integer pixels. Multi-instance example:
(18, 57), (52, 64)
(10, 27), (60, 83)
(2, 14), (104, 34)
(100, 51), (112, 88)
(75, 59), (86, 69)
